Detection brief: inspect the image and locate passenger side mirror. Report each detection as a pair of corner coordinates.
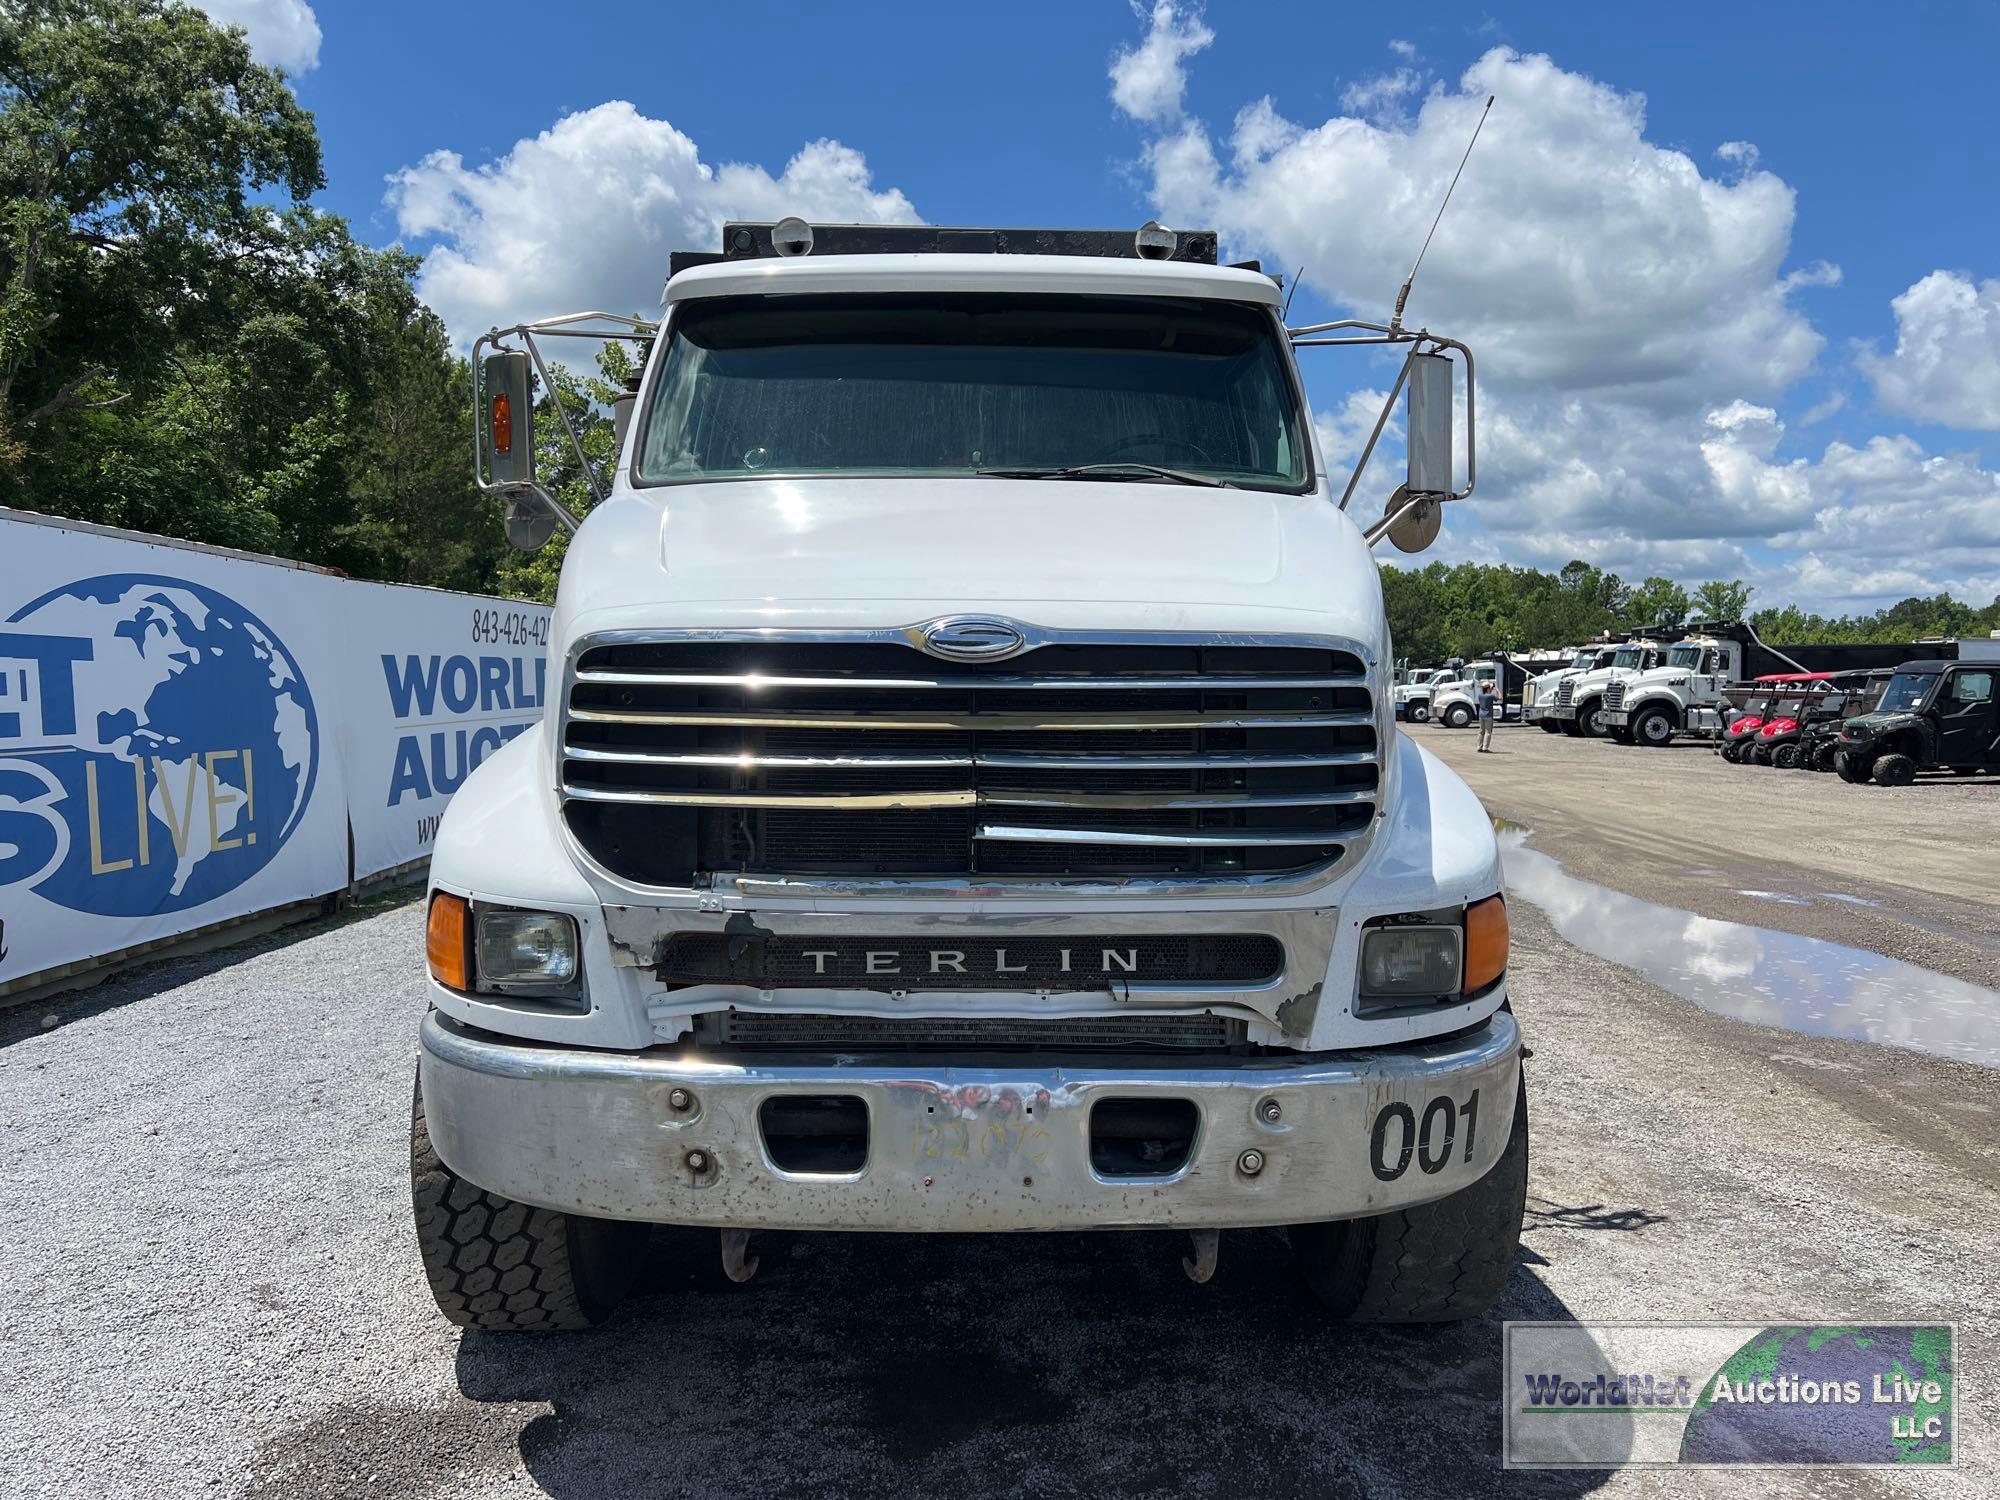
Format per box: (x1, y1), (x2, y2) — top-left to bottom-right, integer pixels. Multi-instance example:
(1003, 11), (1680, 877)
(1406, 352), (1454, 496)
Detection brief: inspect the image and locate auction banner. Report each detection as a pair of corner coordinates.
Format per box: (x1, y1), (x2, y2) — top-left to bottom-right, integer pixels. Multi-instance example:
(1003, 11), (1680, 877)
(0, 509), (551, 990)
(334, 581), (552, 881)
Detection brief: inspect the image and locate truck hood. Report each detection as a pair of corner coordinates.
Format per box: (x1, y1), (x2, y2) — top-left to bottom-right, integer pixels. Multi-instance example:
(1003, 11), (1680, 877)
(553, 477), (1389, 645)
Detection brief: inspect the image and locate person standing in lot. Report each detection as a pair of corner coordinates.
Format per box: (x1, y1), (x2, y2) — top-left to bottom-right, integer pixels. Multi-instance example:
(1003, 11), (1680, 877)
(1477, 677), (1498, 752)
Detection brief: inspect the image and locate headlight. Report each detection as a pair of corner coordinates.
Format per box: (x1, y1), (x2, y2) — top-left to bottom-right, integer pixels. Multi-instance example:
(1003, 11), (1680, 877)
(477, 909), (580, 986)
(1360, 924), (1463, 999)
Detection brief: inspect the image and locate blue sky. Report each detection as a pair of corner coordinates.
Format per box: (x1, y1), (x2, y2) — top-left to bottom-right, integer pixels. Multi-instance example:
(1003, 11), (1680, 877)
(204, 0), (2000, 613)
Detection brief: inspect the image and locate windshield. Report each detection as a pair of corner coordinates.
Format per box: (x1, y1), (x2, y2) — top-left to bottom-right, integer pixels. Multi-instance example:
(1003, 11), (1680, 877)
(1879, 671), (1936, 713)
(1743, 694), (1771, 715)
(1612, 648), (1645, 669)
(636, 293), (1309, 490)
(1666, 644), (1703, 670)
(1569, 650), (1597, 670)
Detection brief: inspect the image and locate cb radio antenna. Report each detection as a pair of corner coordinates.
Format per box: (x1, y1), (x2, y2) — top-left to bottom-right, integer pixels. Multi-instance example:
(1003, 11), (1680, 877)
(1390, 94), (1494, 333)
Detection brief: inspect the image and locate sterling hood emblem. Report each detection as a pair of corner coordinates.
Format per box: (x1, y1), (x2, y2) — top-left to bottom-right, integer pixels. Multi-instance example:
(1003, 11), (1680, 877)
(914, 617), (1029, 662)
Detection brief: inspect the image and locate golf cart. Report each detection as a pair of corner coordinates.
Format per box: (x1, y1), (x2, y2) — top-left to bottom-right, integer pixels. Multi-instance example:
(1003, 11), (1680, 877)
(1748, 676), (1837, 766)
(1719, 677), (1786, 762)
(1836, 660), (2000, 785)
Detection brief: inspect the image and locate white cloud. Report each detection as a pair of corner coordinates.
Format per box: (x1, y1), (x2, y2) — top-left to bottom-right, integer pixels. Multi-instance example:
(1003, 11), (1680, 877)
(1861, 270), (2000, 431)
(1389, 38), (1418, 60)
(387, 102), (918, 346)
(1141, 47), (1824, 404)
(1109, 2), (1214, 125)
(1106, 18), (2000, 608)
(193, 0), (321, 73)
(1313, 389), (1399, 471)
(1340, 68), (1423, 121)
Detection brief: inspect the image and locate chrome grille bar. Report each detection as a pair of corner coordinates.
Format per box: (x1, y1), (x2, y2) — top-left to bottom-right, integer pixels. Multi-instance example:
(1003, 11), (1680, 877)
(570, 706), (1371, 731)
(576, 670), (1362, 691)
(975, 823), (1363, 848)
(560, 783), (1375, 811)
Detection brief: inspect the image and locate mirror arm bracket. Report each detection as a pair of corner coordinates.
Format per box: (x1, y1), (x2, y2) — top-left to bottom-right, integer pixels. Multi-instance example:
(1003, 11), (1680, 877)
(1291, 322), (1477, 511)
(471, 313), (659, 537)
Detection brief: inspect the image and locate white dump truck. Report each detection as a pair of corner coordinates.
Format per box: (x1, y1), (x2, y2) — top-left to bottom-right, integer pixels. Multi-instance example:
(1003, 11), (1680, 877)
(1393, 664), (1460, 722)
(1523, 645), (1613, 731)
(1598, 635), (1740, 744)
(1547, 640), (1663, 737)
(412, 221), (1524, 1330)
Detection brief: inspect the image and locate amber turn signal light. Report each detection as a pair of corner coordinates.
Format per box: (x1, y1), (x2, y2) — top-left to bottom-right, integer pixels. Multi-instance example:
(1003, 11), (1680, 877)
(1463, 893), (1508, 994)
(426, 891), (472, 990)
(490, 391), (513, 456)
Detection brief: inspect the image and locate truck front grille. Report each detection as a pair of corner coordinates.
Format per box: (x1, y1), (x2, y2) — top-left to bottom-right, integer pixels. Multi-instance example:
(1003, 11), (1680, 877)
(1603, 681), (1627, 712)
(1554, 679), (1575, 709)
(560, 637), (1378, 886)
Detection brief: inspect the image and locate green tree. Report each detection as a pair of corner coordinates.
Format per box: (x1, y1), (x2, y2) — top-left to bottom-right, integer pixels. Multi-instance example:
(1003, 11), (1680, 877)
(1, 0), (512, 594)
(1623, 576), (1690, 631)
(1692, 579), (1755, 621)
(0, 0), (321, 472)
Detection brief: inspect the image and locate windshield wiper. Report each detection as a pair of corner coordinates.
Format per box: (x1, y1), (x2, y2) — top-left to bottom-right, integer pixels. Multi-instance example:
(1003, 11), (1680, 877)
(976, 462), (1234, 489)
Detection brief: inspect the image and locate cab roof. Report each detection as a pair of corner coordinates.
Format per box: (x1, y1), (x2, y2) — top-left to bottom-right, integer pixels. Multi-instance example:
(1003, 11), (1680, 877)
(664, 253), (1285, 307)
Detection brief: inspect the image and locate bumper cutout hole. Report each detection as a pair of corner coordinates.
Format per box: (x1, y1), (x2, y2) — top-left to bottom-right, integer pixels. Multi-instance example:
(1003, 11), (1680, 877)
(759, 1094), (869, 1174)
(1090, 1098), (1198, 1177)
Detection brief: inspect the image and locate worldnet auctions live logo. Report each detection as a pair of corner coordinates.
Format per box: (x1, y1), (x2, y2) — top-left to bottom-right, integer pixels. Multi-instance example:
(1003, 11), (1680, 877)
(1504, 1322), (1954, 1470)
(0, 574), (318, 919)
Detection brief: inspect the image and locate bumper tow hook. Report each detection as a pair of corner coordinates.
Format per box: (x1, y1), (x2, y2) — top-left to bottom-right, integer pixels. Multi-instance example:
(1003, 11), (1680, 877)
(1181, 1229), (1220, 1285)
(720, 1228), (760, 1284)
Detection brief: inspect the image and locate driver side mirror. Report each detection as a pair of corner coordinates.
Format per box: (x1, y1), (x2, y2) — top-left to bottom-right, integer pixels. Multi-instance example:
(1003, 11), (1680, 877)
(482, 351), (535, 488)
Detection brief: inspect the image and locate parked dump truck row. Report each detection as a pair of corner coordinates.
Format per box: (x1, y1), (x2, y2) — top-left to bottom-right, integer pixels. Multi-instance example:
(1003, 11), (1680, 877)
(414, 219), (1528, 1332)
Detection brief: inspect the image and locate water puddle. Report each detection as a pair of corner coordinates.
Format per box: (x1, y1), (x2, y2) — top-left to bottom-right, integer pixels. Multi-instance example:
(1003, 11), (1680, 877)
(1736, 889), (1810, 906)
(1500, 831), (2000, 1070)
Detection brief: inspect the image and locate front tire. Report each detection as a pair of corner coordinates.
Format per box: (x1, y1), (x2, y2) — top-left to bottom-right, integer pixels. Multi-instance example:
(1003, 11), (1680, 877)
(1578, 701), (1610, 738)
(1292, 1071), (1529, 1322)
(1872, 752), (1916, 787)
(411, 1075), (648, 1330)
(1408, 702), (1430, 724)
(1632, 705), (1676, 747)
(1772, 742), (1801, 770)
(1539, 719), (1563, 735)
(1444, 703), (1472, 729)
(1835, 750), (1870, 783)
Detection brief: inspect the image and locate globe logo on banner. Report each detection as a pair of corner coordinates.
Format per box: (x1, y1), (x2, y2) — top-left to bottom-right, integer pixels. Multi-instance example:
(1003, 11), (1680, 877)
(0, 574), (318, 917)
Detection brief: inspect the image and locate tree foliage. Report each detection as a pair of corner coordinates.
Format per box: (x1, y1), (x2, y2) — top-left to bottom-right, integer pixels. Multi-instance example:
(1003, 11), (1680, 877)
(0, 0), (505, 590)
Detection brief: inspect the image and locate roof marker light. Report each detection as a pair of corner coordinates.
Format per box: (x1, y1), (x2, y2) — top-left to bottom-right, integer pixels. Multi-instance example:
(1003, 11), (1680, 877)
(771, 217), (815, 257)
(1134, 220), (1177, 260)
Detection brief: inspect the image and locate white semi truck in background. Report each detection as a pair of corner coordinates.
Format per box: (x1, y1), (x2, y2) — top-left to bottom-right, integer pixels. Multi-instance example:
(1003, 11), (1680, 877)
(409, 220), (1526, 1330)
(1523, 645), (1615, 731)
(1548, 640), (1664, 737)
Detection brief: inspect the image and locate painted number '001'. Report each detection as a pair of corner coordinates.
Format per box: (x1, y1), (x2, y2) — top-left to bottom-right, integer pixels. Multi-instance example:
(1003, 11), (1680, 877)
(1369, 1090), (1479, 1182)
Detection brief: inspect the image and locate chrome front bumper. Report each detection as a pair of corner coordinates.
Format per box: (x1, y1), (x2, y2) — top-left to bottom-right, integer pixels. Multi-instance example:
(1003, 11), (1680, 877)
(418, 1008), (1522, 1232)
(1601, 709), (1630, 727)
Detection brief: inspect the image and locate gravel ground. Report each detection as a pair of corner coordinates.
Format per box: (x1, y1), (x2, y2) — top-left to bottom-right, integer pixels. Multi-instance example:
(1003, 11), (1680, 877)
(3, 734), (1996, 1499)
